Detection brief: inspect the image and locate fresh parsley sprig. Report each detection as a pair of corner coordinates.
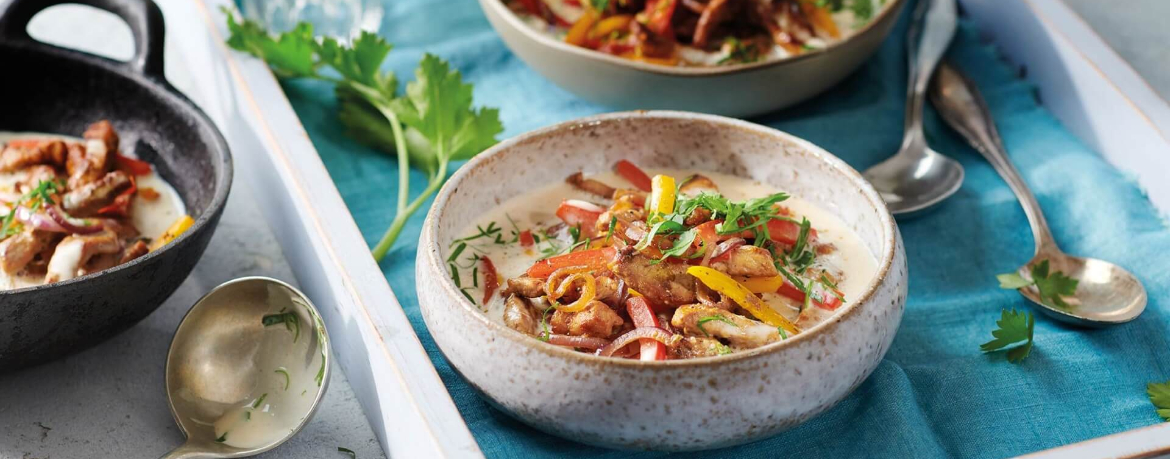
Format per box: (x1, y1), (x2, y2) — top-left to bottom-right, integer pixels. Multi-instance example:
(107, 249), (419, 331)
(997, 259), (1078, 308)
(980, 308), (1035, 363)
(223, 11), (503, 261)
(1149, 380), (1170, 421)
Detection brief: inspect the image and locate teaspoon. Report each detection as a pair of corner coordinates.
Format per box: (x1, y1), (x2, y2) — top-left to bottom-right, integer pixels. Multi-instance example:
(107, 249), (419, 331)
(930, 62), (1147, 326)
(863, 0), (964, 217)
(161, 277), (331, 458)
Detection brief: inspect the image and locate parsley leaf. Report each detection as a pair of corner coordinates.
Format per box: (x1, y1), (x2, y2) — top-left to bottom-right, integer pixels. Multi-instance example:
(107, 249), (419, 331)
(997, 260), (1078, 308)
(980, 308), (1034, 363)
(222, 10), (502, 261)
(1149, 380), (1170, 421)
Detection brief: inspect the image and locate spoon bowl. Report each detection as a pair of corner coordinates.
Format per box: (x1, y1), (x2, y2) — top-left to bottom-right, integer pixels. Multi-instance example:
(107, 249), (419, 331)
(162, 277), (330, 458)
(864, 145), (965, 216)
(1017, 254), (1146, 326)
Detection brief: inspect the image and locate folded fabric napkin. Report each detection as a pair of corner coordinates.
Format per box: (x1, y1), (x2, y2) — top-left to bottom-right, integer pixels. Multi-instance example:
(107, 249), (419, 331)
(278, 0), (1170, 456)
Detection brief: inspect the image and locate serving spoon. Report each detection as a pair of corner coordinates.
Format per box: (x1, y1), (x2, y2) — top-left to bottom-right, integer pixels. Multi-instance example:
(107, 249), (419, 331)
(161, 277), (331, 458)
(863, 0), (964, 217)
(930, 62), (1147, 326)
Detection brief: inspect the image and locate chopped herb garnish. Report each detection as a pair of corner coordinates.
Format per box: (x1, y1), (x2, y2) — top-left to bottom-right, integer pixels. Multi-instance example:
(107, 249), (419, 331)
(216, 432), (227, 443)
(275, 368), (291, 391)
(777, 326), (788, 340)
(262, 311), (301, 342)
(851, 0), (874, 22)
(603, 215), (617, 244)
(1, 179), (64, 240)
(245, 411), (251, 421)
(252, 393), (269, 409)
(980, 309), (1034, 363)
(997, 259), (1078, 308)
(785, 217), (815, 274)
(338, 446), (358, 458)
(1149, 380), (1170, 421)
(718, 37), (761, 65)
(696, 315), (737, 337)
(447, 242), (467, 262)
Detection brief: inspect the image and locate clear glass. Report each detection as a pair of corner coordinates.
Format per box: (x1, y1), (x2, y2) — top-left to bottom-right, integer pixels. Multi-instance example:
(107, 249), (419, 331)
(241, 0), (384, 40)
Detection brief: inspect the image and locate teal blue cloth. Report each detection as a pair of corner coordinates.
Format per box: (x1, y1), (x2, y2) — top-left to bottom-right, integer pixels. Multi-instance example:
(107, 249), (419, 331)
(277, 0), (1170, 456)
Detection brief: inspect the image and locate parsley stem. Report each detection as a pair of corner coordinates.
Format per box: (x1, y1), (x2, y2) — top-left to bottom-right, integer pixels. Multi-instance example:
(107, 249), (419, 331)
(372, 158), (448, 261)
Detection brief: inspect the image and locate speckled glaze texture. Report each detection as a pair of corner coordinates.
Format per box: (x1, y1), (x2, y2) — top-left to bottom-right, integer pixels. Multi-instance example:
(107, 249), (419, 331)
(478, 0), (906, 117)
(0, 0), (232, 370)
(418, 112), (906, 450)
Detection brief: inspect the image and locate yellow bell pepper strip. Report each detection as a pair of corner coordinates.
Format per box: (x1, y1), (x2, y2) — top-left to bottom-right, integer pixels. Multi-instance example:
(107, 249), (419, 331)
(799, 1), (841, 39)
(565, 12), (598, 47)
(740, 275), (784, 294)
(150, 215), (194, 251)
(687, 266), (800, 336)
(590, 15), (633, 40)
(545, 267), (597, 312)
(647, 174), (676, 221)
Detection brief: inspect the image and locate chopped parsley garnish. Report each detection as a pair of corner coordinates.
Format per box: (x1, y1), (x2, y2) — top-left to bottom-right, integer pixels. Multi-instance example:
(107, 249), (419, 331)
(784, 217), (815, 273)
(245, 411), (251, 421)
(1, 179), (64, 239)
(216, 432), (227, 443)
(696, 315), (737, 337)
(718, 37), (761, 65)
(252, 393), (269, 409)
(851, 0), (874, 22)
(603, 215), (617, 244)
(275, 368), (291, 391)
(338, 446), (358, 458)
(997, 259), (1078, 308)
(777, 326), (788, 340)
(262, 310), (301, 342)
(980, 309), (1034, 363)
(1149, 380), (1170, 421)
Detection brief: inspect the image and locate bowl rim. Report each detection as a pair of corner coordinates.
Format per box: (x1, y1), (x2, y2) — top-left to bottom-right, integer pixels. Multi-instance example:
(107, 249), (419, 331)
(0, 44), (234, 297)
(422, 110), (898, 368)
(478, 0), (908, 78)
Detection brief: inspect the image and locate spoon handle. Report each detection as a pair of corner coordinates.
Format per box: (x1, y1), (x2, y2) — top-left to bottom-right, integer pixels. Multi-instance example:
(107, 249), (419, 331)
(929, 62), (1060, 257)
(903, 0), (957, 145)
(159, 442), (212, 459)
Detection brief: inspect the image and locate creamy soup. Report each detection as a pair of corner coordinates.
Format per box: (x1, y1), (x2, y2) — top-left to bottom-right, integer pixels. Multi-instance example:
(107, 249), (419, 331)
(0, 123), (189, 290)
(507, 0), (890, 67)
(448, 164), (876, 360)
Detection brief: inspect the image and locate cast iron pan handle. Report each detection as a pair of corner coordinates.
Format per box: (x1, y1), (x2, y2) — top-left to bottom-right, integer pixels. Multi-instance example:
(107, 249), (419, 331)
(0, 0), (166, 79)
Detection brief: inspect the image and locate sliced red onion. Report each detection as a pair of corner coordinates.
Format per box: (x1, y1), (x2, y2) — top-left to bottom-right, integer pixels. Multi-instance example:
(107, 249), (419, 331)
(597, 327), (674, 357)
(709, 238), (746, 263)
(14, 206), (66, 233)
(563, 199), (607, 213)
(542, 333), (611, 350)
(48, 206), (103, 234)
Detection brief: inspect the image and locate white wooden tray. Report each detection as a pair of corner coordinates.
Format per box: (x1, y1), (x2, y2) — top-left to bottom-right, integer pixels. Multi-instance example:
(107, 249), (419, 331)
(164, 0), (482, 457)
(168, 0), (1170, 457)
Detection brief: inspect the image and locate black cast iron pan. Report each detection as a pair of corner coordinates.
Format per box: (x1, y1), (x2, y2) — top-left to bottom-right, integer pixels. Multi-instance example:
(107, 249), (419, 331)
(0, 0), (232, 370)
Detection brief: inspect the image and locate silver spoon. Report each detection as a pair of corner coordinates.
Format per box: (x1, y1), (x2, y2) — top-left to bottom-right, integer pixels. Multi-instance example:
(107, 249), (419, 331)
(863, 0), (964, 217)
(161, 277), (331, 458)
(930, 62), (1147, 326)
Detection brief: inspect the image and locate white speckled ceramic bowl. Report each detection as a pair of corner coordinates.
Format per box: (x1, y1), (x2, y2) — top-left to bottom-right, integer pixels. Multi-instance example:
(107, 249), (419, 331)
(478, 0), (906, 117)
(417, 111), (906, 451)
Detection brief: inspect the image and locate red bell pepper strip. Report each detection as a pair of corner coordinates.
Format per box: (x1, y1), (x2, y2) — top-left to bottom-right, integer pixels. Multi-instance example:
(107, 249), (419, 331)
(526, 246), (617, 279)
(519, 229), (536, 248)
(481, 256), (500, 304)
(613, 160), (653, 192)
(642, 0), (677, 38)
(555, 200), (603, 232)
(5, 138), (49, 149)
(766, 218), (817, 246)
(626, 296), (667, 360)
(775, 277), (842, 310)
(516, 0), (543, 16)
(115, 153), (152, 176)
(97, 176), (136, 217)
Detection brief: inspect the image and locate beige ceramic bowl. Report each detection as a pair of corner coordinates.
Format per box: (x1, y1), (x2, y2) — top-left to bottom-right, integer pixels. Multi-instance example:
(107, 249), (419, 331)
(478, 0), (907, 117)
(417, 111), (907, 450)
